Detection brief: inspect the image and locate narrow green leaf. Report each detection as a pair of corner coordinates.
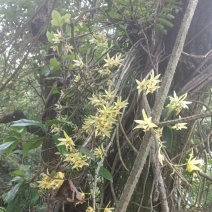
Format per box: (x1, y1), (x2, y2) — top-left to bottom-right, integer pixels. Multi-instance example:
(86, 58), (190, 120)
(45, 119), (62, 127)
(155, 23), (167, 34)
(28, 188), (39, 206)
(10, 119), (46, 132)
(162, 126), (173, 152)
(23, 139), (43, 156)
(0, 141), (17, 152)
(6, 182), (23, 202)
(6, 195), (22, 212)
(158, 17), (173, 28)
(5, 141), (20, 154)
(166, 13), (175, 20)
(11, 119), (43, 127)
(99, 167), (113, 182)
(10, 170), (25, 178)
(79, 146), (95, 160)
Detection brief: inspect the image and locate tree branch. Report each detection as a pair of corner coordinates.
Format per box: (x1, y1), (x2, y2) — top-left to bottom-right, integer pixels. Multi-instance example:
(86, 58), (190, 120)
(158, 112), (212, 127)
(199, 172), (212, 182)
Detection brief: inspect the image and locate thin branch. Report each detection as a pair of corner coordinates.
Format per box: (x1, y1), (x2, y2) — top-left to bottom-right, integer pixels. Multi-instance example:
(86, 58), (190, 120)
(158, 112), (212, 127)
(118, 116), (138, 154)
(116, 126), (129, 171)
(199, 172), (212, 182)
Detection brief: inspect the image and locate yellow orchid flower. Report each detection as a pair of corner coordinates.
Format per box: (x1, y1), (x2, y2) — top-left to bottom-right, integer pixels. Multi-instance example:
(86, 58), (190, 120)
(134, 109), (157, 132)
(93, 144), (105, 159)
(52, 30), (63, 44)
(148, 69), (161, 85)
(103, 53), (122, 68)
(136, 70), (160, 95)
(136, 79), (148, 95)
(172, 122), (187, 130)
(186, 151), (203, 173)
(146, 69), (161, 94)
(86, 206), (94, 212)
(57, 131), (75, 150)
(166, 91), (192, 116)
(64, 152), (89, 170)
(114, 96), (128, 110)
(73, 56), (84, 69)
(37, 170), (64, 190)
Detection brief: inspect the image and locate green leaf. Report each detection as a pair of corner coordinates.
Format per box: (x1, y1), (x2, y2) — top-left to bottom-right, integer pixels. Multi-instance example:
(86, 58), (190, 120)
(69, 64), (75, 71)
(155, 23), (167, 34)
(11, 119), (46, 132)
(118, 24), (126, 31)
(166, 13), (175, 20)
(6, 195), (22, 212)
(11, 119), (42, 127)
(52, 86), (60, 94)
(158, 17), (173, 28)
(6, 182), (23, 202)
(162, 126), (173, 152)
(99, 167), (113, 182)
(10, 170), (25, 178)
(63, 13), (71, 23)
(46, 31), (54, 43)
(51, 10), (62, 27)
(45, 119), (62, 127)
(56, 144), (67, 156)
(23, 139), (43, 156)
(11, 127), (26, 134)
(58, 43), (63, 54)
(28, 188), (39, 206)
(79, 146), (95, 160)
(50, 57), (60, 69)
(0, 141), (17, 152)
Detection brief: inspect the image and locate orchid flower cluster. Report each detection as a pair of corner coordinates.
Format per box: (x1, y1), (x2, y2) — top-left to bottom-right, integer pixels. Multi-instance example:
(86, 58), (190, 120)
(86, 202), (114, 212)
(57, 131), (89, 170)
(37, 170), (64, 190)
(90, 33), (109, 50)
(166, 91), (192, 116)
(82, 89), (128, 137)
(134, 71), (201, 170)
(136, 69), (161, 95)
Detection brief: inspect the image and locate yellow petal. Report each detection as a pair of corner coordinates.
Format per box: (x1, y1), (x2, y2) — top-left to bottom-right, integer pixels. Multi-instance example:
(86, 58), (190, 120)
(187, 163), (201, 172)
(64, 131), (69, 139)
(142, 109), (148, 122)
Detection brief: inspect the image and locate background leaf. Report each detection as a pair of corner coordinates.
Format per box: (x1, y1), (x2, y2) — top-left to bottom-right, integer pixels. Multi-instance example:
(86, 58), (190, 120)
(23, 138), (43, 156)
(99, 166), (113, 182)
(6, 182), (23, 202)
(79, 146), (95, 160)
(10, 119), (46, 132)
(0, 141), (17, 152)
(51, 10), (62, 26)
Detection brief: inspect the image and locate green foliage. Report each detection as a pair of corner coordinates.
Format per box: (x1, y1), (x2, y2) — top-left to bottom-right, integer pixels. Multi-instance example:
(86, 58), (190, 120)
(51, 10), (71, 27)
(1, 0), (212, 211)
(162, 126), (173, 152)
(99, 167), (113, 182)
(11, 119), (46, 130)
